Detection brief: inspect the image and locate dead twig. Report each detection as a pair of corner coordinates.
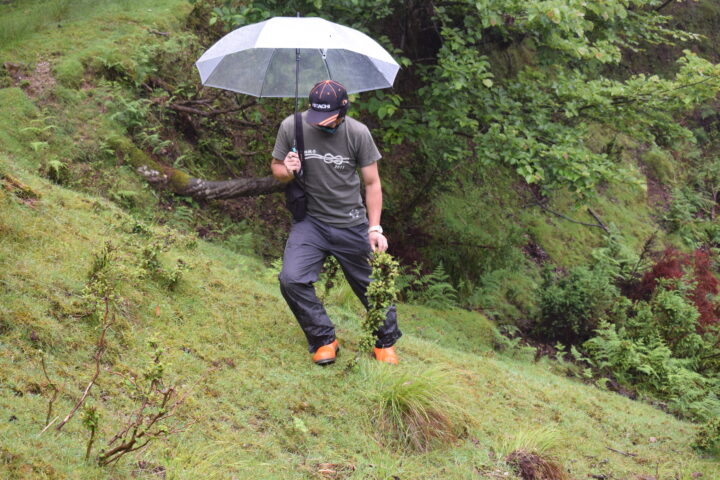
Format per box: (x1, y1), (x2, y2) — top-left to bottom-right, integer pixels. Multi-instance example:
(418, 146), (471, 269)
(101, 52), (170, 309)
(534, 200), (609, 232)
(587, 208), (611, 234)
(606, 446), (637, 457)
(40, 356), (60, 428)
(39, 416), (59, 435)
(56, 298), (113, 431)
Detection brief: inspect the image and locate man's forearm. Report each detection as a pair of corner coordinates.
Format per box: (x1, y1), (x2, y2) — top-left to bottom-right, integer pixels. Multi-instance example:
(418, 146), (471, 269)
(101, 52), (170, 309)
(271, 159), (294, 183)
(365, 182), (382, 227)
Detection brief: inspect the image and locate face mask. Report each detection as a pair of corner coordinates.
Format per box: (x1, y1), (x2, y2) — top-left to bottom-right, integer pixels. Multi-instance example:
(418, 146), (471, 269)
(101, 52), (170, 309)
(316, 107), (348, 133)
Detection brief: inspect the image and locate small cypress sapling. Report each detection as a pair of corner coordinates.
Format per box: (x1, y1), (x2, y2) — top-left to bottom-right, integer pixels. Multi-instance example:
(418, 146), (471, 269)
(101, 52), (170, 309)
(98, 340), (188, 466)
(82, 405), (99, 461)
(361, 253), (399, 353)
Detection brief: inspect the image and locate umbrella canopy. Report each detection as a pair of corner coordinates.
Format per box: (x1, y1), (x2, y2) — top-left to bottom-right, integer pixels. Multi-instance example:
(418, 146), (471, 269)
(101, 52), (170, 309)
(195, 16), (399, 97)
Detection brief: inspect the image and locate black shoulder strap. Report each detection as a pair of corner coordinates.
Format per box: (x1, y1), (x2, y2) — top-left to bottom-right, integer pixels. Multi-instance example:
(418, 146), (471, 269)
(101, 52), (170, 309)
(294, 111), (305, 180)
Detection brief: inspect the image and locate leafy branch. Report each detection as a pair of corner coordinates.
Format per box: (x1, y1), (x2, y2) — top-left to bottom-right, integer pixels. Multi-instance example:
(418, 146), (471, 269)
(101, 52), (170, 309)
(361, 253), (400, 353)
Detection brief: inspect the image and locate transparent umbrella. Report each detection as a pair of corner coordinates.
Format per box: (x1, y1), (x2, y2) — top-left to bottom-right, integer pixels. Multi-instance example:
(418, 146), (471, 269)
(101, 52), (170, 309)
(195, 15), (400, 103)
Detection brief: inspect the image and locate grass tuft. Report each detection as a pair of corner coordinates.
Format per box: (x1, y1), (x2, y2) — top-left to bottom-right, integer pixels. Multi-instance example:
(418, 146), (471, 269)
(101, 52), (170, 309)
(362, 362), (469, 452)
(497, 426), (564, 458)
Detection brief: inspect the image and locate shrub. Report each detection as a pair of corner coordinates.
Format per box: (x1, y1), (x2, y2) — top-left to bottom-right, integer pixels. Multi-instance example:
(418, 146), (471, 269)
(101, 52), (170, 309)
(535, 265), (626, 344)
(583, 321), (720, 421)
(693, 417), (720, 455)
(632, 248), (720, 329)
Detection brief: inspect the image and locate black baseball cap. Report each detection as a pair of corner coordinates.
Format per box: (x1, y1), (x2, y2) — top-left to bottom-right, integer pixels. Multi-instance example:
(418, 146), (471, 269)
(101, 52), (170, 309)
(307, 80), (349, 126)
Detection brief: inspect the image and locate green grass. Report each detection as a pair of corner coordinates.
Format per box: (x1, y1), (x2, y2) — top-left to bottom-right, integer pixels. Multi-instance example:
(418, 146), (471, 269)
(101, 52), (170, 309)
(0, 0), (719, 478)
(1, 163), (718, 478)
(0, 0), (188, 49)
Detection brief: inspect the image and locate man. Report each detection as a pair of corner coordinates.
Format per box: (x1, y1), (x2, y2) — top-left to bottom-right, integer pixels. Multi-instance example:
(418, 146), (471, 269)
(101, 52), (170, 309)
(271, 80), (402, 366)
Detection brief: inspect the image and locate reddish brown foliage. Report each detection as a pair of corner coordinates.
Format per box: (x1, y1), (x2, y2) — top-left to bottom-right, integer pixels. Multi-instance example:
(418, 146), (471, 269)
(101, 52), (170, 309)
(690, 250), (720, 328)
(505, 450), (569, 480)
(631, 248), (720, 328)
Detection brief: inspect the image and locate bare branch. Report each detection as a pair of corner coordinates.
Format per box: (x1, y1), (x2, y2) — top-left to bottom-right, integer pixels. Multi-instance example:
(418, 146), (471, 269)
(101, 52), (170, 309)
(40, 356), (60, 428)
(56, 298), (113, 431)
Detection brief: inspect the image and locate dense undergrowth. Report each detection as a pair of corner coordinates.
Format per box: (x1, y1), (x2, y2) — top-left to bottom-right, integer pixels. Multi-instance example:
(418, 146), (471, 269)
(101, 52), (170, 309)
(1, 0), (720, 478)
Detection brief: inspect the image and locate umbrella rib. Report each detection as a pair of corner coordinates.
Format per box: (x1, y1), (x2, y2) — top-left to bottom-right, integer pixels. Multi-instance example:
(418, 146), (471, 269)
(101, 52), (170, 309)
(259, 48), (279, 98)
(320, 49), (333, 80)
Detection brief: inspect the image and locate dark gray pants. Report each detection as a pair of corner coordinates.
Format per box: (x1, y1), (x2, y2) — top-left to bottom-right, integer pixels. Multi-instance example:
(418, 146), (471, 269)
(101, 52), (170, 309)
(278, 215), (402, 353)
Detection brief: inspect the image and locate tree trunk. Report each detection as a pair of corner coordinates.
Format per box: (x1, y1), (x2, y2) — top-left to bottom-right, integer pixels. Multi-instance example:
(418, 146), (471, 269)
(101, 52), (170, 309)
(181, 176), (283, 199)
(109, 137), (284, 199)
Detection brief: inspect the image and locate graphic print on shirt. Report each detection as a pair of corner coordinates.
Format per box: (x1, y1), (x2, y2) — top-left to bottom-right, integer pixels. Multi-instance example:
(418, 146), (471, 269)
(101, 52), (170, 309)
(304, 149), (350, 170)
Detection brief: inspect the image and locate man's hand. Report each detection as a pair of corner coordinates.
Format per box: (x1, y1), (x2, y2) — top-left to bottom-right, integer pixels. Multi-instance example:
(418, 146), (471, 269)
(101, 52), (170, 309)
(369, 231), (388, 253)
(284, 151), (301, 175)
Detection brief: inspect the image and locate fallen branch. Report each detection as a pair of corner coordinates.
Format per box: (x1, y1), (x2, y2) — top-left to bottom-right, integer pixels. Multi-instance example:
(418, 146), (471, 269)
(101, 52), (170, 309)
(587, 208), (611, 234)
(536, 202), (608, 231)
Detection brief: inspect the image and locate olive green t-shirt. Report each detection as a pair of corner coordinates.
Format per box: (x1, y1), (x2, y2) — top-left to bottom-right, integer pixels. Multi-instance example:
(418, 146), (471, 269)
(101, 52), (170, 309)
(272, 111), (381, 227)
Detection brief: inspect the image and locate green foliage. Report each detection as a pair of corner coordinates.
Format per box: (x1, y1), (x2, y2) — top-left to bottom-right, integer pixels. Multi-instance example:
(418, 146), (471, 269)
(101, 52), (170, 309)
(628, 286), (706, 359)
(693, 417), (720, 455)
(54, 57), (85, 89)
(583, 320), (720, 421)
(107, 93), (152, 135)
(536, 264), (626, 344)
(82, 405), (100, 461)
(109, 189), (139, 209)
(97, 340), (186, 467)
(318, 255), (340, 301)
(399, 262), (458, 309)
(642, 146), (676, 185)
(361, 252), (399, 352)
(469, 267), (540, 325)
(138, 237), (189, 290)
(83, 241), (122, 318)
(46, 158), (69, 185)
(662, 148), (720, 249)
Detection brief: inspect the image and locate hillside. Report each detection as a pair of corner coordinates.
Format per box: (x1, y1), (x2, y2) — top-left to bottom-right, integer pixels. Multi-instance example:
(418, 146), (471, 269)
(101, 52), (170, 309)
(1, 0), (720, 479)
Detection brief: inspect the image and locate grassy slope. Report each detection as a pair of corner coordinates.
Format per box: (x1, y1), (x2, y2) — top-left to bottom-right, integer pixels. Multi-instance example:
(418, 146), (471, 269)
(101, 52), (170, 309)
(0, 1), (718, 479)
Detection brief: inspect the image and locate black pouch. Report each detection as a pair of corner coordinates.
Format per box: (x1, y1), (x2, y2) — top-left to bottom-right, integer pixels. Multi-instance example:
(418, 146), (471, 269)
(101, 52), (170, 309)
(285, 111), (307, 221)
(285, 177), (306, 221)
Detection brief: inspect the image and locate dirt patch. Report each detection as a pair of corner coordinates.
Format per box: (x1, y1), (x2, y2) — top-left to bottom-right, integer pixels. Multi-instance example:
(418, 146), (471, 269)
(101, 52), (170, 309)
(4, 59), (56, 98)
(523, 234), (550, 265)
(643, 168), (671, 211)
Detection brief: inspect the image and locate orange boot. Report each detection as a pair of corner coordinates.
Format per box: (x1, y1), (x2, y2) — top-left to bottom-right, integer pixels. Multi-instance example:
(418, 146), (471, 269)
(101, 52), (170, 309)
(312, 340), (339, 365)
(373, 346), (398, 365)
